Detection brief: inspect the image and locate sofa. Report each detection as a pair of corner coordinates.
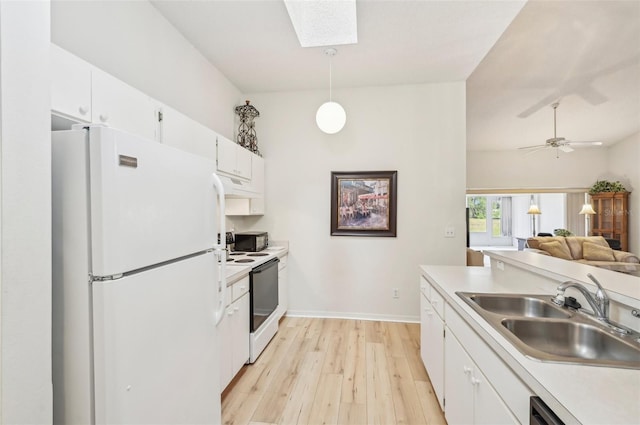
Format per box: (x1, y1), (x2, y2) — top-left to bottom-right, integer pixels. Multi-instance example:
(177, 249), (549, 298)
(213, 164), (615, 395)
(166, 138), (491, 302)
(526, 236), (640, 271)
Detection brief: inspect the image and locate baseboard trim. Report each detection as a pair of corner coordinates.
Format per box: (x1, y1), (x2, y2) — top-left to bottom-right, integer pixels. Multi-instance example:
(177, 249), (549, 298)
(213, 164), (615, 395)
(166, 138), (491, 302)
(285, 309), (419, 323)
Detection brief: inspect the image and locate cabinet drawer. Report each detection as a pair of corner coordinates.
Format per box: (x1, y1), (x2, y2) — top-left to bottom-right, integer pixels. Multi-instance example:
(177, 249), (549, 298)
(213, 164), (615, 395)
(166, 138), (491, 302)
(420, 276), (430, 300)
(232, 276), (249, 302)
(431, 285), (445, 319)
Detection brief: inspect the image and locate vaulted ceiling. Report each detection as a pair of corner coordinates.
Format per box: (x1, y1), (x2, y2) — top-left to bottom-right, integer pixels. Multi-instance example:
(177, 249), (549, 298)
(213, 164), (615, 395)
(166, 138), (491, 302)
(151, 0), (640, 152)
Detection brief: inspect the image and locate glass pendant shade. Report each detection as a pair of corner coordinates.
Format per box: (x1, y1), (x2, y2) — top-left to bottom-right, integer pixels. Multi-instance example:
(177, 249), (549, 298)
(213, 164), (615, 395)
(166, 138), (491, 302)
(316, 101), (346, 134)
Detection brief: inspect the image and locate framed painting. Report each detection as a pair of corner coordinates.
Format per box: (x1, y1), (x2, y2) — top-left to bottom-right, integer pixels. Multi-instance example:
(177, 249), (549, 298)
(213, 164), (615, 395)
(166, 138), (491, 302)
(330, 170), (397, 237)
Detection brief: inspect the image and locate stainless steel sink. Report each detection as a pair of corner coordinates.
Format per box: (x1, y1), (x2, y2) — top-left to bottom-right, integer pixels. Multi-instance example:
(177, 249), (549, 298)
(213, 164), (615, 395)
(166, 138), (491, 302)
(457, 292), (640, 369)
(502, 319), (640, 366)
(466, 293), (571, 319)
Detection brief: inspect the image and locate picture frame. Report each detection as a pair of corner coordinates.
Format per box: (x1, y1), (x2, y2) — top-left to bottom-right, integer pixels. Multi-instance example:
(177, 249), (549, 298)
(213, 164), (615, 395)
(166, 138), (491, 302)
(330, 170), (398, 237)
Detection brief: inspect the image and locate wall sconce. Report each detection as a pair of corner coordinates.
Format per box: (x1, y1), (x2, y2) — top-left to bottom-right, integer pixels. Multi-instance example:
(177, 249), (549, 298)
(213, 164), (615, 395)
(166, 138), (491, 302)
(527, 204), (541, 236)
(579, 203), (596, 236)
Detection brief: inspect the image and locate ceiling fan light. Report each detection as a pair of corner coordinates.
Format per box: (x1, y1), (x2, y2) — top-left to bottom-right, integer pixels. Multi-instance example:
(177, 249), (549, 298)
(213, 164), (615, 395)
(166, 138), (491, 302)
(316, 101), (346, 134)
(559, 145), (574, 153)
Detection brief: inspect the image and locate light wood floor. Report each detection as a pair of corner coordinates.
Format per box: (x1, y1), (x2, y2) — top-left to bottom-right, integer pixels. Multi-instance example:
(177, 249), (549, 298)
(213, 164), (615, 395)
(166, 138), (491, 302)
(221, 317), (447, 425)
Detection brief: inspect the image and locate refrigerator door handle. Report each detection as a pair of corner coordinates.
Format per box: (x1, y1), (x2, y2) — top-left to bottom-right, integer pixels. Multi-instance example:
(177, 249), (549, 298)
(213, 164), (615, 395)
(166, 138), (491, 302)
(211, 172), (227, 326)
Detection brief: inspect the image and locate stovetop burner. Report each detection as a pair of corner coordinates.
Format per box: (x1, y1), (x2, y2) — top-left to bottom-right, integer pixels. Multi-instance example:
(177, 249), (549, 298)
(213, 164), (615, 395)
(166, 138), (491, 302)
(247, 252), (269, 257)
(234, 258), (255, 263)
(230, 252), (246, 256)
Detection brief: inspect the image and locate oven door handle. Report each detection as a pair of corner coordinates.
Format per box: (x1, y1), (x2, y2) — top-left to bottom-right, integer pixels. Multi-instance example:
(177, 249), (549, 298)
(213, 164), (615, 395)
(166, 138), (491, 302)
(211, 172), (227, 327)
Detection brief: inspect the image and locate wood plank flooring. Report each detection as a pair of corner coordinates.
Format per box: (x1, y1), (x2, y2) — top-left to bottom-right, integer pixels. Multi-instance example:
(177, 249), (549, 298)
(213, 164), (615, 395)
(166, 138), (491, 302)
(221, 317), (447, 425)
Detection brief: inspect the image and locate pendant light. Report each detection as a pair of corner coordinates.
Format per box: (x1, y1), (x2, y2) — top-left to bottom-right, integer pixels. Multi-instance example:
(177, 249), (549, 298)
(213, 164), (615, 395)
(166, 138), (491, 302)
(316, 48), (346, 134)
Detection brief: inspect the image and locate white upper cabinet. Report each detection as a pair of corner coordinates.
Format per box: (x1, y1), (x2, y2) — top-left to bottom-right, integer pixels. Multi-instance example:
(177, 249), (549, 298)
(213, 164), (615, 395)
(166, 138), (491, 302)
(216, 136), (251, 180)
(51, 44), (92, 122)
(91, 68), (158, 142)
(159, 104), (217, 161)
(51, 44), (159, 141)
(225, 155), (265, 215)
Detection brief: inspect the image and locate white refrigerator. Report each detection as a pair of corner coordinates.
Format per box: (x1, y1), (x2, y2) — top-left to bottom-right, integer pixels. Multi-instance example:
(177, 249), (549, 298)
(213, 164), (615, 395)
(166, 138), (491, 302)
(52, 125), (227, 424)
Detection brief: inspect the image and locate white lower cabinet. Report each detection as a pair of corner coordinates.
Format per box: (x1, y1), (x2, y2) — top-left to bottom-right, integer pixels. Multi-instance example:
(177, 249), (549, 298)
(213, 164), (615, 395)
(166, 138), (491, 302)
(444, 329), (518, 425)
(420, 280), (444, 409)
(420, 275), (533, 424)
(276, 255), (288, 320)
(220, 276), (250, 391)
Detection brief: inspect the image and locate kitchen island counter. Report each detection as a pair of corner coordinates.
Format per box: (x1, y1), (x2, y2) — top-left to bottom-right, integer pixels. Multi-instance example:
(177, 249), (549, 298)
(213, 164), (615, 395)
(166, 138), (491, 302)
(420, 260), (640, 425)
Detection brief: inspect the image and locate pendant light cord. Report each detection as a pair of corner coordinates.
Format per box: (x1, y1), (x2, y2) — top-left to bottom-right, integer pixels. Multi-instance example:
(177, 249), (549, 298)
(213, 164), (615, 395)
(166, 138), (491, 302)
(329, 55), (333, 102)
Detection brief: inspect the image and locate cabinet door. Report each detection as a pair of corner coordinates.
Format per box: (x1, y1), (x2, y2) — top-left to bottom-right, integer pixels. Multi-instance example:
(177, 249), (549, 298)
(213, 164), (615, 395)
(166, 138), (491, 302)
(235, 147), (252, 180)
(51, 44), (91, 122)
(277, 256), (288, 319)
(216, 136), (238, 176)
(249, 155), (265, 214)
(224, 154), (265, 216)
(160, 104), (217, 161)
(92, 69), (158, 141)
(444, 330), (474, 425)
(231, 293), (250, 376)
(219, 305), (233, 391)
(473, 366), (518, 425)
(422, 293), (444, 408)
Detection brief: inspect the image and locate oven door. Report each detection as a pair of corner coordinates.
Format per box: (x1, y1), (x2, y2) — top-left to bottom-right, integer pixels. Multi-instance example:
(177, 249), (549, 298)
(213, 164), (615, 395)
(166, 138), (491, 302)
(250, 258), (279, 332)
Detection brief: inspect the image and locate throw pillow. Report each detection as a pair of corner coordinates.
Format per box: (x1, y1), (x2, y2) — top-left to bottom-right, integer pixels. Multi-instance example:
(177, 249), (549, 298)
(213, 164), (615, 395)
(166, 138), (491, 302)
(613, 250), (640, 264)
(539, 240), (573, 260)
(583, 241), (616, 262)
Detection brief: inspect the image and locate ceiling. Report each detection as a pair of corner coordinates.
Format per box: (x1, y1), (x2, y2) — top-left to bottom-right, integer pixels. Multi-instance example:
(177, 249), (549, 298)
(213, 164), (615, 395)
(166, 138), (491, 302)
(151, 0), (640, 152)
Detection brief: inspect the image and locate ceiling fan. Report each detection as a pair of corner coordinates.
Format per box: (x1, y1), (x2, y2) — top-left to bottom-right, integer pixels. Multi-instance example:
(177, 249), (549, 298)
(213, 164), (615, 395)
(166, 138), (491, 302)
(519, 102), (603, 156)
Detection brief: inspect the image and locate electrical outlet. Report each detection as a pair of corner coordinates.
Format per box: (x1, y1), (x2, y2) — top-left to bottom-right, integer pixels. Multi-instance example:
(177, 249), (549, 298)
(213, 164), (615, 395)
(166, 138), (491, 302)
(444, 226), (455, 238)
(392, 288), (399, 299)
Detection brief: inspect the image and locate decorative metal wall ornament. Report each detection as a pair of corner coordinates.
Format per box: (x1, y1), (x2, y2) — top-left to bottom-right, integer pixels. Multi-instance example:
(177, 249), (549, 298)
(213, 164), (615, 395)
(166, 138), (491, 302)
(235, 100), (261, 155)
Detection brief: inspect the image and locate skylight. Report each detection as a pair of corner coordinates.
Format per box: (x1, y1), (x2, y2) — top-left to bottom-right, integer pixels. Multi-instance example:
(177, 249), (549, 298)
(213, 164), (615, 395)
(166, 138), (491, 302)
(284, 0), (358, 47)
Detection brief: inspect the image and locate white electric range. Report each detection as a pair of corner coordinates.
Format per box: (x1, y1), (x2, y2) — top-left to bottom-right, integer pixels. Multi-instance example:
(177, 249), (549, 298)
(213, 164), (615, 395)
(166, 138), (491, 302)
(224, 248), (280, 363)
(225, 250), (277, 267)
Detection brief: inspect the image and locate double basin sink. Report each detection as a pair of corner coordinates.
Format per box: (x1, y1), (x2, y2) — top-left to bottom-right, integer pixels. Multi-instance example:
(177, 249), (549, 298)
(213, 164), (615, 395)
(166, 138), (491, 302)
(457, 292), (640, 369)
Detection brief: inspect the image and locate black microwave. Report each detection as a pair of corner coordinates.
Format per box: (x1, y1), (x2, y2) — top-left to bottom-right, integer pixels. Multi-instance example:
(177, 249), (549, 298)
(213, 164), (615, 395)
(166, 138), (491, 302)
(234, 231), (268, 252)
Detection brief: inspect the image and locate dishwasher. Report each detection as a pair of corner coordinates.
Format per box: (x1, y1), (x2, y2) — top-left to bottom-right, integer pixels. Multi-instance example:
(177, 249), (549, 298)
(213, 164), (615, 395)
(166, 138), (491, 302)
(530, 396), (564, 425)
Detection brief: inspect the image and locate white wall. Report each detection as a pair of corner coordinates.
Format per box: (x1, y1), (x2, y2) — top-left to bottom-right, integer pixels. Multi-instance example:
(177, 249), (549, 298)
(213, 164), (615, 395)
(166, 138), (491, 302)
(0, 1), (52, 422)
(537, 193), (566, 235)
(606, 132), (640, 255)
(51, 0), (242, 139)
(242, 83), (467, 321)
(467, 149), (607, 190)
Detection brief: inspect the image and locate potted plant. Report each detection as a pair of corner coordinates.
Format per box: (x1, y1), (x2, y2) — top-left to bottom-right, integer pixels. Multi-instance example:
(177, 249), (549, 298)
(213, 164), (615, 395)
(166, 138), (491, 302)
(588, 180), (627, 195)
(553, 229), (573, 237)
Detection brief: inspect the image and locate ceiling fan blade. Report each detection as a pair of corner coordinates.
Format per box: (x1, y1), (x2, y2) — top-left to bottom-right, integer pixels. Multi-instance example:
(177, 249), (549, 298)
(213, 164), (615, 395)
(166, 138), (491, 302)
(518, 144), (547, 150)
(524, 146), (549, 155)
(565, 141), (603, 147)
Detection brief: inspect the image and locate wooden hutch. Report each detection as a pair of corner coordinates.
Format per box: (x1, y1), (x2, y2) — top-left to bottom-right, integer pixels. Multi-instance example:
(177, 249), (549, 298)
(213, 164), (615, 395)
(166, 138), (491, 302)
(590, 191), (630, 251)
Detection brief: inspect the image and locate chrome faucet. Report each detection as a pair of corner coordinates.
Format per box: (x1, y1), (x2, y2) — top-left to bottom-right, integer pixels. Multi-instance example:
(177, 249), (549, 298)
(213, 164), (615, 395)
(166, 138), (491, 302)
(553, 273), (610, 322)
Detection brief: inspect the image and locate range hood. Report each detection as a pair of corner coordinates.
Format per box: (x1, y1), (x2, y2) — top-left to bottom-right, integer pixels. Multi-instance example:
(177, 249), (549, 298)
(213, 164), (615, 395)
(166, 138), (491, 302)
(219, 174), (261, 198)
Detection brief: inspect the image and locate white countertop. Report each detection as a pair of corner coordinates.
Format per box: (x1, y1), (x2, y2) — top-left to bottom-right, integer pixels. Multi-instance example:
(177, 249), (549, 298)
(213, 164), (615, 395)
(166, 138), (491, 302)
(419, 264), (640, 424)
(264, 244), (288, 258)
(222, 243), (288, 285)
(224, 265), (250, 285)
